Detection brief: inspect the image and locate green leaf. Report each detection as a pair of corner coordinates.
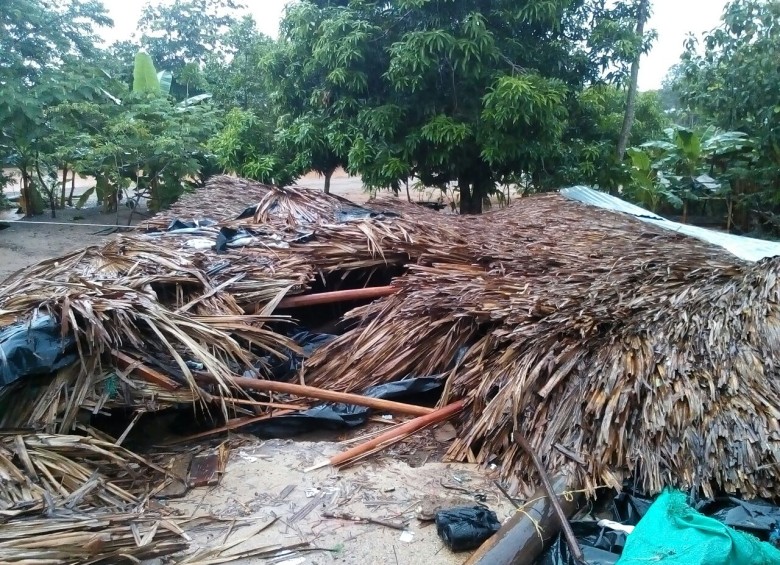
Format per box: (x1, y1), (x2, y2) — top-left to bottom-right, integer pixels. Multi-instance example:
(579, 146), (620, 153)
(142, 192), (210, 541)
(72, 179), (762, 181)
(133, 52), (160, 94)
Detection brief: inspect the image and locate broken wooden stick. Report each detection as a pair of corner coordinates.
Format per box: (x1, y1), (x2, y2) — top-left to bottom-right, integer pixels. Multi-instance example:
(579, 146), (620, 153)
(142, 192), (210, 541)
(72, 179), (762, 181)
(274, 286), (396, 309)
(326, 400), (464, 468)
(322, 510), (408, 531)
(517, 434), (584, 563)
(112, 350), (179, 391)
(196, 373), (435, 418)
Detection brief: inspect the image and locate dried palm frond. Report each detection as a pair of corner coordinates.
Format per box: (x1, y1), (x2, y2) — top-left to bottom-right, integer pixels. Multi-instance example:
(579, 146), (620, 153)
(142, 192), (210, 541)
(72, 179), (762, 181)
(306, 195), (780, 499)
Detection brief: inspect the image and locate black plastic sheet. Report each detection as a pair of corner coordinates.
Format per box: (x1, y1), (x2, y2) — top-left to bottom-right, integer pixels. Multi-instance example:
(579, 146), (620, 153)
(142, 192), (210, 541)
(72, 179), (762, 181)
(166, 218), (216, 231)
(435, 505), (501, 552)
(215, 226), (314, 253)
(247, 376), (444, 437)
(263, 331), (337, 381)
(0, 316), (77, 386)
(538, 522), (627, 565)
(697, 497), (780, 536)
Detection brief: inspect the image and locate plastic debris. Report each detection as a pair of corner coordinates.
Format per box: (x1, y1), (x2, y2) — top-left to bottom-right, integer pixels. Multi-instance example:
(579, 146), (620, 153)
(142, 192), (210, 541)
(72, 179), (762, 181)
(618, 490), (780, 564)
(0, 315), (77, 386)
(247, 376), (444, 437)
(435, 505), (501, 552)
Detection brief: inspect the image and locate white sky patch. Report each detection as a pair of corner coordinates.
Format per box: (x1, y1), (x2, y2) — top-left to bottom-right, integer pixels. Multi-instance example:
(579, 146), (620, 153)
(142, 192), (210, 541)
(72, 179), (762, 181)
(98, 0), (729, 90)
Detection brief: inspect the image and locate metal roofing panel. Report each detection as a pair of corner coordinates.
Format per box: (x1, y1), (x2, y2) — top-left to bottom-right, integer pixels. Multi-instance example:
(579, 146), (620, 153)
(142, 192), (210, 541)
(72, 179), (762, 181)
(560, 186), (780, 262)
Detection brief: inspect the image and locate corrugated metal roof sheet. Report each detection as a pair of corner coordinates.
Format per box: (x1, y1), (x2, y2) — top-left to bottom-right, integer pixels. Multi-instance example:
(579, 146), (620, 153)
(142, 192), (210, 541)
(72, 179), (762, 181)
(560, 186), (780, 262)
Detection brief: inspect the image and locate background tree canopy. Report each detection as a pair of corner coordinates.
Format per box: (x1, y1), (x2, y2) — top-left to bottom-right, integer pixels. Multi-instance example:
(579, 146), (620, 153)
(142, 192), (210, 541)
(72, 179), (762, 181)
(1, 0), (779, 232)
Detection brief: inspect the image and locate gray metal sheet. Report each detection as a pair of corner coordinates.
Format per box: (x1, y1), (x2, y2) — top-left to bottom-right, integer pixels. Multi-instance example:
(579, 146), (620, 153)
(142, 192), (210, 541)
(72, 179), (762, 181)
(560, 186), (780, 262)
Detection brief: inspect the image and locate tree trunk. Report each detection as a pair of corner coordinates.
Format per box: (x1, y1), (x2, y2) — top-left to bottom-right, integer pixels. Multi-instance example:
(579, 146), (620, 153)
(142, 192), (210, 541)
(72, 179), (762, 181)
(60, 166), (68, 208)
(20, 168), (31, 216)
(616, 0), (650, 161)
(323, 170), (332, 195)
(405, 178), (411, 202)
(68, 172), (76, 206)
(34, 161), (56, 218)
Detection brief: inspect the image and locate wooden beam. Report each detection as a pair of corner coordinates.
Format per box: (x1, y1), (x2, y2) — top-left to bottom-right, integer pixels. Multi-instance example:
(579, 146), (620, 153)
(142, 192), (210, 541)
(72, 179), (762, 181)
(274, 286), (396, 309)
(196, 373), (434, 417)
(328, 400), (464, 467)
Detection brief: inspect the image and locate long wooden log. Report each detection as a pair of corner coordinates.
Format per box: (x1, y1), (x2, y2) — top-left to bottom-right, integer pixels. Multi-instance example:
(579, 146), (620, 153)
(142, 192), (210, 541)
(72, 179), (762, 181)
(275, 286), (396, 309)
(328, 400), (464, 467)
(463, 475), (583, 565)
(196, 373), (435, 417)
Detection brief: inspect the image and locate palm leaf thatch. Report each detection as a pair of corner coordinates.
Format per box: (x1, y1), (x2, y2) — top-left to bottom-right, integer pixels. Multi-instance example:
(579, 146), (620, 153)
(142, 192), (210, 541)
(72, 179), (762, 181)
(306, 195), (780, 499)
(0, 432), (194, 563)
(4, 175), (780, 506)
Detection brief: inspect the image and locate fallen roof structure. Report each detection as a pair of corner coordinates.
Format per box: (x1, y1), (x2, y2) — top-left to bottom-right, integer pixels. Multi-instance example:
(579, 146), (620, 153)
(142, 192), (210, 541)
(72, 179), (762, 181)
(2, 176), (780, 560)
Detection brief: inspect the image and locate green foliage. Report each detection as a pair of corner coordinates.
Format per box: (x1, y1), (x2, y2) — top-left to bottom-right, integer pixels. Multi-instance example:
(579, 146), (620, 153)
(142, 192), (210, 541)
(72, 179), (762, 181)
(0, 0), (113, 216)
(138, 0), (244, 101)
(626, 126), (755, 213)
(210, 108), (295, 186)
(671, 0), (780, 222)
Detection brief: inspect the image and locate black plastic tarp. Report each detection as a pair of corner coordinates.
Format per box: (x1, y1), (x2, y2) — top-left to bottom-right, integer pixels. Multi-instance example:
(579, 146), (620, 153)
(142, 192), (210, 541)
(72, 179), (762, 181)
(435, 505), (502, 551)
(246, 376), (444, 437)
(0, 315), (77, 386)
(262, 331), (337, 381)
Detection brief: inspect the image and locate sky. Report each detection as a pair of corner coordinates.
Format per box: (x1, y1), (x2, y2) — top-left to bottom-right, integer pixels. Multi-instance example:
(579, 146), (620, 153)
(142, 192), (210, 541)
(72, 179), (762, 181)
(99, 0), (728, 91)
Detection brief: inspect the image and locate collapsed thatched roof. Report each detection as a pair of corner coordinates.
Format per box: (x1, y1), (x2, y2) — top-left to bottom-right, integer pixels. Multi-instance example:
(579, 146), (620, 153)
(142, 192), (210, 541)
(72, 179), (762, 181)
(2, 175), (780, 506)
(305, 194), (780, 498)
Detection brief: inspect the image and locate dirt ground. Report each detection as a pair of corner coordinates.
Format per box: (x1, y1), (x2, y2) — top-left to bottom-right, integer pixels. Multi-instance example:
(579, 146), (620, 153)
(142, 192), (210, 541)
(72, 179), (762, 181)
(165, 438), (515, 564)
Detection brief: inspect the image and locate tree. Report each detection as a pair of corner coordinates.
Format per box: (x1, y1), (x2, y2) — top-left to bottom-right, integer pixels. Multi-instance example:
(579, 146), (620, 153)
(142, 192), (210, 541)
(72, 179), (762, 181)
(70, 51), (220, 214)
(672, 0), (780, 231)
(204, 15), (273, 111)
(138, 0), (244, 101)
(0, 0), (112, 215)
(616, 0), (652, 160)
(271, 0), (648, 213)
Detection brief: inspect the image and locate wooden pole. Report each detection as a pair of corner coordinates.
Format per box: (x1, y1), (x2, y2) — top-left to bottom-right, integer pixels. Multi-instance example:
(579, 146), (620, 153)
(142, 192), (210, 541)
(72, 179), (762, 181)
(196, 373), (435, 417)
(463, 475), (582, 565)
(329, 400), (464, 467)
(274, 286), (396, 309)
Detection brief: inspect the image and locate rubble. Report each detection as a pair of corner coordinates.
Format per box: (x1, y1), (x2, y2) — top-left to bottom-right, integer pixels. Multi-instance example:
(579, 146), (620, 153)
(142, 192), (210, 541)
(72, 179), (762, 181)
(2, 175), (780, 562)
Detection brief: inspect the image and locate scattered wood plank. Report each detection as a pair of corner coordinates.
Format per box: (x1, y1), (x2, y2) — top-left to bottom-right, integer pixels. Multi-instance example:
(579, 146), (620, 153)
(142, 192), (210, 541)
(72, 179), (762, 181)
(188, 444), (229, 488)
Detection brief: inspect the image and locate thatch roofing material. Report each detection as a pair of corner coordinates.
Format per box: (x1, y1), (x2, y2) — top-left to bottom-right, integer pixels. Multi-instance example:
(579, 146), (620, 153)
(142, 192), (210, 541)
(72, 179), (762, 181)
(305, 195), (780, 498)
(2, 176), (780, 504)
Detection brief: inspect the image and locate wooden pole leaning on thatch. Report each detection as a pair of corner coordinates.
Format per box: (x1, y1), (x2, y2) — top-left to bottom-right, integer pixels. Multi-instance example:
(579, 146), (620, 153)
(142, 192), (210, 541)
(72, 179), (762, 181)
(464, 475), (583, 565)
(195, 372), (435, 417)
(328, 400), (465, 467)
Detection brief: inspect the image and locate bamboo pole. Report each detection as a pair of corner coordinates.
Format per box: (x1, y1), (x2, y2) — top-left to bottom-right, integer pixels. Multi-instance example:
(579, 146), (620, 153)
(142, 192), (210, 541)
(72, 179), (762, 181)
(274, 286), (396, 309)
(463, 475), (583, 565)
(196, 373), (435, 417)
(328, 400), (464, 467)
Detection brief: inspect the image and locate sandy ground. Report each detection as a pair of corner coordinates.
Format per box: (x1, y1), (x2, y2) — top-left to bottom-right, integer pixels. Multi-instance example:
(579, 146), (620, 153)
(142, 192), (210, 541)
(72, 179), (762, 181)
(0, 169), (373, 282)
(165, 438), (515, 564)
